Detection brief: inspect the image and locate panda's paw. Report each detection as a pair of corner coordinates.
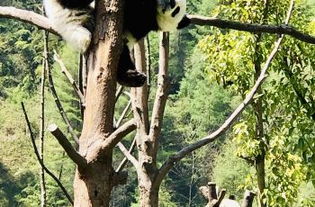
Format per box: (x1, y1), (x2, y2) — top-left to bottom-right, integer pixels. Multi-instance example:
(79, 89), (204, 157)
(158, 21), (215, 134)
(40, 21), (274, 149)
(117, 70), (147, 87)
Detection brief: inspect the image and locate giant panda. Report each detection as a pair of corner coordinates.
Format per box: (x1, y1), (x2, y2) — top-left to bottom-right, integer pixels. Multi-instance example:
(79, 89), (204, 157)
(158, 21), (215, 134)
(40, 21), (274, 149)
(43, 0), (190, 87)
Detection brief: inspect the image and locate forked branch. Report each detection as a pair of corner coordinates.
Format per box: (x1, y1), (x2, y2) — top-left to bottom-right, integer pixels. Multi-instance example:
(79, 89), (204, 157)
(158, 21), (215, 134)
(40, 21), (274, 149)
(88, 119), (137, 162)
(100, 119), (136, 150)
(156, 28), (286, 185)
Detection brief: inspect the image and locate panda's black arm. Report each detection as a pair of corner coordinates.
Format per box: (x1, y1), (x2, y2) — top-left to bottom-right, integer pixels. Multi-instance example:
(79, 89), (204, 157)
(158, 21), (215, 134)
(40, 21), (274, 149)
(177, 15), (191, 29)
(57, 0), (94, 9)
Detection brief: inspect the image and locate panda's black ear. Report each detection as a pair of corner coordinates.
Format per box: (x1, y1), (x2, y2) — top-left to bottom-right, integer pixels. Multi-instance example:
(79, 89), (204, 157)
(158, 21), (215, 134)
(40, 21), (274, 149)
(177, 15), (191, 29)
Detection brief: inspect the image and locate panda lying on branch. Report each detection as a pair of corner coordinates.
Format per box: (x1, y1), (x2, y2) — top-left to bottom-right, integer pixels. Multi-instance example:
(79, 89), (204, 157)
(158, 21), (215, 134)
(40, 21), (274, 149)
(44, 0), (190, 87)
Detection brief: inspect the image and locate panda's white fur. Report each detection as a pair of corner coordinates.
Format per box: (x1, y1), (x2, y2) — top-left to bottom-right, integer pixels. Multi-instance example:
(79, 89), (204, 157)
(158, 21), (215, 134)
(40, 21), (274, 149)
(44, 0), (92, 52)
(44, 0), (187, 53)
(156, 0), (187, 31)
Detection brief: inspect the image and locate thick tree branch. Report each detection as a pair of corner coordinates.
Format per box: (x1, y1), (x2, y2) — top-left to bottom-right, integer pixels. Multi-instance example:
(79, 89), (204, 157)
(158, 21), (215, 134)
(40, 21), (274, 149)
(188, 14), (315, 44)
(21, 103), (73, 205)
(0, 6), (58, 35)
(149, 32), (170, 154)
(156, 31), (286, 184)
(86, 119), (136, 164)
(48, 124), (87, 168)
(100, 119), (136, 151)
(131, 40), (150, 135)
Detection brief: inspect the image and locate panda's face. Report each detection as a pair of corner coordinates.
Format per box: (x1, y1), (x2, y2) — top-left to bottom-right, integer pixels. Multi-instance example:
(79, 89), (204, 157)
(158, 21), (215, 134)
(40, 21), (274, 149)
(156, 0), (187, 32)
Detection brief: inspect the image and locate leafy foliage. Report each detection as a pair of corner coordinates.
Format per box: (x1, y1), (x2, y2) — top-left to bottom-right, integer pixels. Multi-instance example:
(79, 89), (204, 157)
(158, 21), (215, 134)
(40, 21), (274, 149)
(199, 0), (315, 206)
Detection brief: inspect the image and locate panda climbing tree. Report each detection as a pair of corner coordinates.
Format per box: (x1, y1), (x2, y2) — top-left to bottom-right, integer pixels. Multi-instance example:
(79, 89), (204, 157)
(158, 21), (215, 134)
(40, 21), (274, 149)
(1, 0), (315, 206)
(40, 0), (191, 206)
(44, 0), (190, 87)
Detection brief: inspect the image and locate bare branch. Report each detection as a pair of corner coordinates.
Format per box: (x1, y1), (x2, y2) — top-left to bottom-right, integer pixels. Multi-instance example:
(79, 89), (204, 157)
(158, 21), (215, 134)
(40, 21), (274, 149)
(101, 119), (136, 150)
(149, 32), (170, 144)
(131, 40), (150, 135)
(0, 6), (58, 35)
(117, 141), (139, 171)
(115, 99), (132, 128)
(53, 51), (85, 104)
(40, 28), (48, 207)
(115, 137), (137, 172)
(157, 30), (286, 183)
(115, 85), (124, 101)
(48, 124), (87, 168)
(46, 59), (80, 144)
(21, 102), (73, 205)
(188, 14), (315, 44)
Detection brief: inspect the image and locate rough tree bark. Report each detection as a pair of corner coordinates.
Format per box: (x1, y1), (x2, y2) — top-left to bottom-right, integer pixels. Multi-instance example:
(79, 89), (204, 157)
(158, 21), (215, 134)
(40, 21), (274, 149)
(45, 0), (134, 206)
(71, 0), (127, 206)
(131, 39), (155, 206)
(135, 32), (169, 207)
(0, 0), (309, 206)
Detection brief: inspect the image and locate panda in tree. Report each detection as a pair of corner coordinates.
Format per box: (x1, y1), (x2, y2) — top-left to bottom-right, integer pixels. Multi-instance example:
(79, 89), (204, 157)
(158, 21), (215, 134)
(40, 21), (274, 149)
(43, 0), (190, 87)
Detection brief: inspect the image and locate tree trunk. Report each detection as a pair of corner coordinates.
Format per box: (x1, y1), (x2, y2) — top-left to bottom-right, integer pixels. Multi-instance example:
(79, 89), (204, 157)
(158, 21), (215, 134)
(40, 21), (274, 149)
(73, 160), (114, 207)
(138, 173), (159, 207)
(72, 0), (123, 206)
(254, 51), (266, 207)
(256, 154), (266, 207)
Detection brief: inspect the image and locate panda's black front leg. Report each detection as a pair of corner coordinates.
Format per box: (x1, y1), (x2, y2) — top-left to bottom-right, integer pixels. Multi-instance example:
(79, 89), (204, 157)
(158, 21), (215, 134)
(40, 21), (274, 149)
(117, 45), (147, 87)
(177, 15), (191, 29)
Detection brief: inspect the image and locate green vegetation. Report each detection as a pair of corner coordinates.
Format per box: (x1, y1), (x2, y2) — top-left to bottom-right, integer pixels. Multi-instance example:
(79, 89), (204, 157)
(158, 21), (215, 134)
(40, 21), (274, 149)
(1, 0), (315, 206)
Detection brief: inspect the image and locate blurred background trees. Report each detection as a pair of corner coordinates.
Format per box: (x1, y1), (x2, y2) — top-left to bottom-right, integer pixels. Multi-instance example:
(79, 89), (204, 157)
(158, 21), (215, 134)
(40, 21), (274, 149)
(0, 0), (315, 206)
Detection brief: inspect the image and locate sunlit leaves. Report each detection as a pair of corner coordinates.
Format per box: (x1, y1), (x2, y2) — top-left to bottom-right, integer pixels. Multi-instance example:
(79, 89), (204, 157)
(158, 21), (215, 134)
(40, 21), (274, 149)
(198, 0), (315, 206)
